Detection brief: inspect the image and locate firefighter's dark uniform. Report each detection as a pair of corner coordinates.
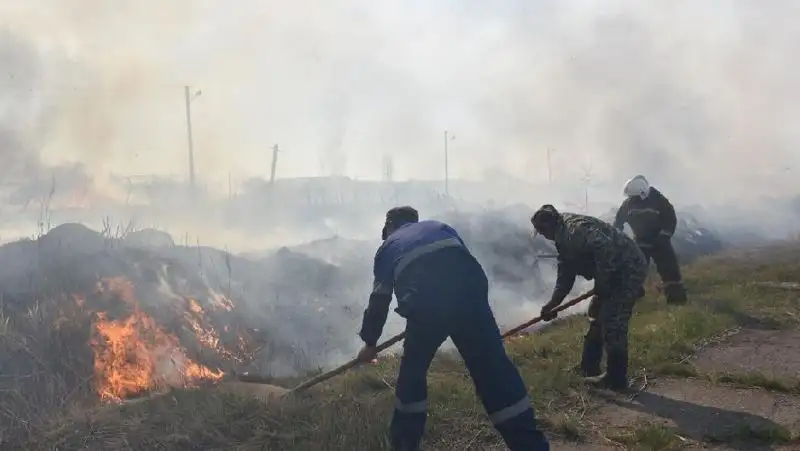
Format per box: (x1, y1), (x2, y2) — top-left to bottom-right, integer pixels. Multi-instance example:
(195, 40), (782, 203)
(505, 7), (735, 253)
(613, 187), (688, 304)
(360, 219), (549, 451)
(547, 212), (647, 389)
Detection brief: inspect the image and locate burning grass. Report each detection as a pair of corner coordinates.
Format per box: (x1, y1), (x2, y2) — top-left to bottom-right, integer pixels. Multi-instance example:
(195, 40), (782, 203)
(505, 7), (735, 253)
(0, 257), (260, 445)
(90, 277), (225, 402)
(3, 243), (800, 450)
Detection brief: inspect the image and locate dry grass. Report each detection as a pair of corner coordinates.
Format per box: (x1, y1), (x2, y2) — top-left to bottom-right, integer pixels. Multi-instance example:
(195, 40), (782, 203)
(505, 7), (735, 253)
(4, 244), (800, 450)
(0, 295), (97, 444)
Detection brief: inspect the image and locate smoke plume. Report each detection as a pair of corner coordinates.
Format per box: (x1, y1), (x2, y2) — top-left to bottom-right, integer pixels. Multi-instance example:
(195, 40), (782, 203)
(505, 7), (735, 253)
(0, 0), (798, 373)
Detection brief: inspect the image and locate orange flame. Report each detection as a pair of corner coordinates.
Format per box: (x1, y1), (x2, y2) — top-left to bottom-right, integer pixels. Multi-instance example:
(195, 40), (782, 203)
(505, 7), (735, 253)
(184, 298), (243, 364)
(90, 277), (224, 402)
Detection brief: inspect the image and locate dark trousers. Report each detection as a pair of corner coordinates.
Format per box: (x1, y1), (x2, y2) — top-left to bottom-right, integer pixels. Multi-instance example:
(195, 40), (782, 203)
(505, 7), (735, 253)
(639, 238), (687, 304)
(581, 265), (647, 388)
(581, 295), (637, 386)
(390, 298), (549, 451)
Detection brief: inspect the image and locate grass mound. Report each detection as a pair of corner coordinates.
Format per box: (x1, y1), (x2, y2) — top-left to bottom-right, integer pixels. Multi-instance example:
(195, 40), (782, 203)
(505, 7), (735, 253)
(7, 244), (800, 450)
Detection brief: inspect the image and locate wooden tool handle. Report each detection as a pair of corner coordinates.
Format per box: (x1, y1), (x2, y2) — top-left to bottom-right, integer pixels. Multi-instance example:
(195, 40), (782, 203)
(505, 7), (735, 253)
(288, 331), (407, 393)
(254, 290), (594, 394)
(501, 289), (594, 338)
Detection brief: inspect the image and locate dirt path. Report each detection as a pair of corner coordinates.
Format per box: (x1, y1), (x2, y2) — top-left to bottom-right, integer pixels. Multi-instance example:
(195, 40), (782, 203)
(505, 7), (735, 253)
(690, 328), (800, 380)
(575, 327), (800, 450)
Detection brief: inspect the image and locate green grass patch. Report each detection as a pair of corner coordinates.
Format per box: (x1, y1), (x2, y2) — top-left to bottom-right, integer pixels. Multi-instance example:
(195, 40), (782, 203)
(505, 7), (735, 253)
(605, 421), (684, 451)
(719, 423), (794, 445)
(711, 372), (800, 394)
(652, 364), (800, 394)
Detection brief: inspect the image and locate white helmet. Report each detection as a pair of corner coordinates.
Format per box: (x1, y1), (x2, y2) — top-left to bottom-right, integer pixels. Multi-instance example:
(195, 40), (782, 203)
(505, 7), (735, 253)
(623, 175), (651, 198)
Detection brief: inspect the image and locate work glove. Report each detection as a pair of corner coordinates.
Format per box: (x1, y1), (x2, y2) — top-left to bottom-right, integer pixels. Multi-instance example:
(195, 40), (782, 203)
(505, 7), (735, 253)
(540, 303), (559, 322)
(657, 230), (672, 244)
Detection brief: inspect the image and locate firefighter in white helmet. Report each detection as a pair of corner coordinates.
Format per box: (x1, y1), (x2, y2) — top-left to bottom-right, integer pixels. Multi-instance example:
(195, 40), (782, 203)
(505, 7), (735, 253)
(614, 175), (687, 304)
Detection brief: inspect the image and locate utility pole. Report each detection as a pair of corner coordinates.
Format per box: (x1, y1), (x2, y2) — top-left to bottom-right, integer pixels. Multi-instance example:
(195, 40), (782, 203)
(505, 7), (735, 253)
(382, 154), (394, 182)
(546, 148), (556, 184)
(184, 86), (202, 189)
(270, 144), (279, 185)
(184, 86), (195, 188)
(444, 130), (454, 195)
(579, 157), (594, 213)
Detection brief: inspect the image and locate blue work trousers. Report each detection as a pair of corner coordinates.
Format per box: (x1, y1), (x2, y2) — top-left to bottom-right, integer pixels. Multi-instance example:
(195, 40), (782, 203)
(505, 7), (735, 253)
(390, 298), (549, 451)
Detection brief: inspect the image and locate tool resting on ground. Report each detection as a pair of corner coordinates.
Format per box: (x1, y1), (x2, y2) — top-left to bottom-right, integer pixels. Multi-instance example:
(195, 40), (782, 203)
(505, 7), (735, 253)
(237, 290), (593, 395)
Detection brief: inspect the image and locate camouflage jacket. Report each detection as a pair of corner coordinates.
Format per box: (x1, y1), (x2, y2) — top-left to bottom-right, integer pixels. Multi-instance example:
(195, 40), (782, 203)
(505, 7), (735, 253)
(550, 213), (646, 304)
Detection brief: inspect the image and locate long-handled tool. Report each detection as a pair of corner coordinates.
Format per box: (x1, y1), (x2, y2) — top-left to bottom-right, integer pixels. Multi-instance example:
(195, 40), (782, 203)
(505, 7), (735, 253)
(238, 290), (594, 395)
(533, 253), (559, 259)
(501, 289), (593, 338)
(235, 334), (407, 392)
(286, 331), (407, 393)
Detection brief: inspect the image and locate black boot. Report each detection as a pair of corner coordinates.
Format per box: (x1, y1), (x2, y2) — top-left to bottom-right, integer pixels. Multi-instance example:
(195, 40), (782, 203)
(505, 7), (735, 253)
(579, 322), (603, 377)
(601, 348), (630, 391)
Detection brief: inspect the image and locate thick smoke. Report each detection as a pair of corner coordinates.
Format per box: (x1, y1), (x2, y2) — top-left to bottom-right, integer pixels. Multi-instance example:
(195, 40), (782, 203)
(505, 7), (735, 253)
(0, 1), (793, 189)
(0, 30), (51, 181)
(0, 1), (798, 374)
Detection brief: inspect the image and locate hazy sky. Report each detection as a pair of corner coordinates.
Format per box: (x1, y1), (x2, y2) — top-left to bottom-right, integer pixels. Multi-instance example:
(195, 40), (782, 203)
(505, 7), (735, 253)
(1, 0), (798, 204)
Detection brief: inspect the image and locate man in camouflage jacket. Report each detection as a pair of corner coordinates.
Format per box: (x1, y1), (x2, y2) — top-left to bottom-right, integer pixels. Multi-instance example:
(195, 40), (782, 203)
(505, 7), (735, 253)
(531, 205), (647, 390)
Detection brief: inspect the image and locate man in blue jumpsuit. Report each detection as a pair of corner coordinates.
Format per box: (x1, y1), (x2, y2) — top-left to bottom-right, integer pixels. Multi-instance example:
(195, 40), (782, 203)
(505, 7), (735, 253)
(356, 206), (549, 451)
